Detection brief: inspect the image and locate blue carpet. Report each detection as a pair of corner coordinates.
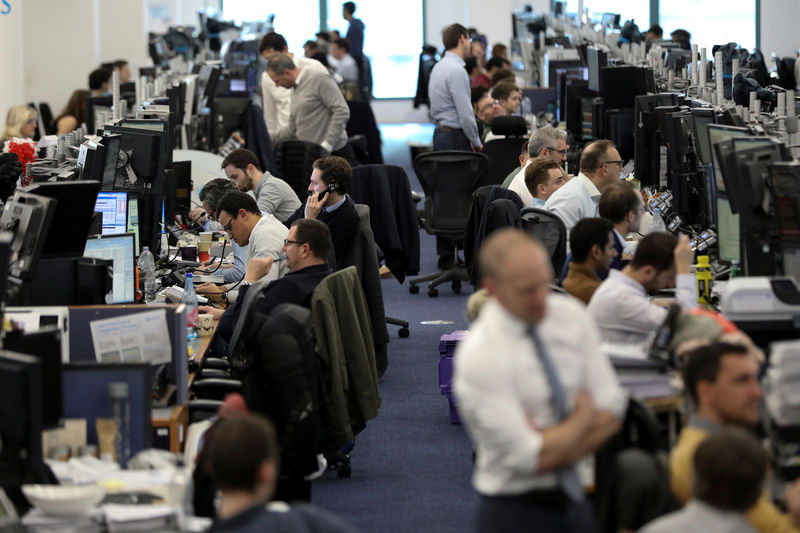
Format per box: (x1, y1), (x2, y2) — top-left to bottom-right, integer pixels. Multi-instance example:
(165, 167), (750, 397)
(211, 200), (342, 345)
(312, 124), (482, 532)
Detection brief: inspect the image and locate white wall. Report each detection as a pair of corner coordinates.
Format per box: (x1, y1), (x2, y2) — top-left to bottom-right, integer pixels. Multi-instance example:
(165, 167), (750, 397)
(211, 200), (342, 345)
(0, 1), (25, 120)
(759, 0), (800, 59)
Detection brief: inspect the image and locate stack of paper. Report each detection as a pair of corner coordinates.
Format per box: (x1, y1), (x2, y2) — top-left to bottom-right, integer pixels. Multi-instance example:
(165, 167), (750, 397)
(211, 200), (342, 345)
(102, 504), (177, 532)
(22, 508), (104, 533)
(765, 340), (800, 426)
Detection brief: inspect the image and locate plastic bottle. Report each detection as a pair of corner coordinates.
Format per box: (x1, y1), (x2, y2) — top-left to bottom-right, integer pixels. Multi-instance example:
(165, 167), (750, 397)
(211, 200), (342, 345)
(181, 273), (199, 341)
(695, 255), (713, 305)
(730, 259), (741, 279)
(109, 382), (131, 467)
(648, 207), (667, 233)
(137, 246), (156, 303)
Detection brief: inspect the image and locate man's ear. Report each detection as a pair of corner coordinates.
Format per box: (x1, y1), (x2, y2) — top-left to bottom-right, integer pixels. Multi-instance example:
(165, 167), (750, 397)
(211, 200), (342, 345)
(590, 243), (602, 261)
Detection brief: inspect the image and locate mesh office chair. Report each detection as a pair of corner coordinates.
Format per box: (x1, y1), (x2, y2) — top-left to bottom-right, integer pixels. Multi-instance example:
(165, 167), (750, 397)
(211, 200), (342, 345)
(409, 151), (489, 297)
(274, 140), (327, 202)
(482, 116), (528, 187)
(520, 207), (568, 281)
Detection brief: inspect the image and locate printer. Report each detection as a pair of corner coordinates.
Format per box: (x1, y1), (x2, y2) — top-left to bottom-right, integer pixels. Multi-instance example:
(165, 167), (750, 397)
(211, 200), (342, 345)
(721, 277), (800, 330)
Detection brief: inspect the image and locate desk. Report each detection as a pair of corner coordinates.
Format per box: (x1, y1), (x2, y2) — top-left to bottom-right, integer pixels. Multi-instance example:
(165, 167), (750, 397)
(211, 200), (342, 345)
(152, 321), (218, 454)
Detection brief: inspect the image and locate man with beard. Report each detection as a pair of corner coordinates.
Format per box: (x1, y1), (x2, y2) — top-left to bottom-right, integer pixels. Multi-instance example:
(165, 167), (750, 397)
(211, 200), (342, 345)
(222, 149), (300, 223)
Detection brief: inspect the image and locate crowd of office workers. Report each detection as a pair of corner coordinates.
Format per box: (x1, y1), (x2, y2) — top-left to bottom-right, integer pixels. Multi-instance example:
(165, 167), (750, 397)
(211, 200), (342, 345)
(3, 6), (800, 532)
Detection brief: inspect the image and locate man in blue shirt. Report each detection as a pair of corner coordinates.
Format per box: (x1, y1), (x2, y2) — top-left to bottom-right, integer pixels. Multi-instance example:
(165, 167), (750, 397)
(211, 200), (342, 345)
(428, 23), (482, 152)
(342, 2), (364, 61)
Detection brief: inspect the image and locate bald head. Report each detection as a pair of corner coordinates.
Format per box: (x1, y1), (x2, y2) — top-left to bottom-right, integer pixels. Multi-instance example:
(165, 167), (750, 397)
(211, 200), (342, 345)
(480, 229), (552, 324)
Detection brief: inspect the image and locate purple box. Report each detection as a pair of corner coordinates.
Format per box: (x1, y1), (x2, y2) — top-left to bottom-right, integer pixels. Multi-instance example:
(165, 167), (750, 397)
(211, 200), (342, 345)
(444, 391), (461, 424)
(438, 330), (469, 356)
(439, 331), (468, 425)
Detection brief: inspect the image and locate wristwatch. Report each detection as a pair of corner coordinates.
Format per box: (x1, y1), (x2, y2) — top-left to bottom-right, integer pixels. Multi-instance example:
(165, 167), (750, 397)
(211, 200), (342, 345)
(241, 281), (252, 287)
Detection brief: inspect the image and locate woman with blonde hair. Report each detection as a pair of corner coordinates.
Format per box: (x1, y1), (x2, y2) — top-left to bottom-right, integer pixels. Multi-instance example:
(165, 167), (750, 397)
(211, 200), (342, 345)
(1, 105), (37, 142)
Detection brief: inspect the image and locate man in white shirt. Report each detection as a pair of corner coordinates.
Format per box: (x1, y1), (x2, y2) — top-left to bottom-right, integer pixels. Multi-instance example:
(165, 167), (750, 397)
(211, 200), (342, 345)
(598, 181), (645, 270)
(587, 232), (696, 344)
(221, 148), (300, 223)
(454, 229), (626, 533)
(524, 158), (566, 208)
(508, 126), (568, 204)
(545, 140), (623, 237)
(330, 38), (359, 82)
(259, 32), (329, 139)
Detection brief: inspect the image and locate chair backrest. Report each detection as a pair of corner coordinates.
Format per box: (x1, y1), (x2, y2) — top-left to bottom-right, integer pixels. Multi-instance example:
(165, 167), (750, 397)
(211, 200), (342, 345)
(37, 103), (56, 136)
(274, 140), (326, 202)
(482, 137), (527, 187)
(413, 151), (488, 240)
(490, 115), (527, 136)
(520, 207), (567, 277)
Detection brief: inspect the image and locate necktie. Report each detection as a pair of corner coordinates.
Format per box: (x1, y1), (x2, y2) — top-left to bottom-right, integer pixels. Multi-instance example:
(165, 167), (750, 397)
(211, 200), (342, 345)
(528, 326), (585, 503)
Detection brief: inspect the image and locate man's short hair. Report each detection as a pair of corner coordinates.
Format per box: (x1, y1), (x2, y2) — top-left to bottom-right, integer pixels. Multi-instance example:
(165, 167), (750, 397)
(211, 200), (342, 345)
(315, 31), (330, 42)
(524, 158), (559, 199)
(313, 156), (352, 194)
(343, 1), (356, 15)
(486, 56), (509, 71)
(683, 342), (749, 405)
(221, 148), (260, 172)
(217, 190), (260, 218)
(113, 59), (128, 69)
(471, 85), (489, 105)
(291, 218), (332, 261)
(520, 140), (529, 157)
(442, 23), (468, 50)
(570, 218), (614, 263)
(208, 414), (280, 492)
(528, 126), (567, 158)
(647, 24), (663, 37)
(267, 54), (296, 75)
(89, 68), (112, 90)
(490, 44), (508, 58)
(579, 139), (616, 173)
(199, 178), (238, 214)
(303, 40), (318, 52)
(491, 81), (520, 102)
(333, 38), (350, 52)
(670, 29), (691, 43)
(629, 232), (676, 271)
(490, 68), (515, 86)
(599, 181), (641, 223)
(694, 428), (766, 511)
(259, 32), (288, 54)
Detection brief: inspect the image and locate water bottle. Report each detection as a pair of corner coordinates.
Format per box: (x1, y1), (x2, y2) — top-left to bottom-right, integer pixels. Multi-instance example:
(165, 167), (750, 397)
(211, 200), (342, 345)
(109, 382), (131, 467)
(695, 255), (713, 305)
(137, 247), (156, 303)
(181, 273), (199, 341)
(648, 208), (667, 233)
(730, 259), (741, 279)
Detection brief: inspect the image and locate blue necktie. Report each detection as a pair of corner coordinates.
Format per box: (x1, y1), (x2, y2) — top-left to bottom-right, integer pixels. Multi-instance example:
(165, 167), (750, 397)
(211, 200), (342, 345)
(528, 326), (585, 503)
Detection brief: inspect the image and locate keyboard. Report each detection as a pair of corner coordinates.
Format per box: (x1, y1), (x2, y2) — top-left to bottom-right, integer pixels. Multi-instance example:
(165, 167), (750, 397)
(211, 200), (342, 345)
(194, 274), (225, 284)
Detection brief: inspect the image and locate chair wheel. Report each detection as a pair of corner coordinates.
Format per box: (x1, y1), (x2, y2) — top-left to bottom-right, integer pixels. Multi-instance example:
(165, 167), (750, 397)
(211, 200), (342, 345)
(409, 284), (420, 294)
(428, 287), (439, 297)
(399, 327), (410, 338)
(452, 280), (461, 293)
(337, 463), (352, 478)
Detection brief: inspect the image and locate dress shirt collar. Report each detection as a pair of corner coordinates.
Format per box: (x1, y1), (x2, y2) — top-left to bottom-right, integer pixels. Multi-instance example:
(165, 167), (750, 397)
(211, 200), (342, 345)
(323, 194), (347, 213)
(613, 228), (626, 246)
(577, 172), (602, 200)
(607, 268), (646, 295)
(531, 197), (546, 208)
(443, 50), (466, 67)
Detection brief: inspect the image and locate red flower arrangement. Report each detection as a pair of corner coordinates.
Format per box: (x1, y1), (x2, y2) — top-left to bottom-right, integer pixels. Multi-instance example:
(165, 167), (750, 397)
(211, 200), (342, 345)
(3, 137), (38, 186)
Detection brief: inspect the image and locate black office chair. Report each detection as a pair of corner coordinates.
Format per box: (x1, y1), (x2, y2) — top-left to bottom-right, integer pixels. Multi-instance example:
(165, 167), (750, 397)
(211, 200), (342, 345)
(409, 151), (489, 297)
(520, 207), (568, 282)
(482, 116), (528, 187)
(37, 103), (56, 136)
(191, 377), (243, 400)
(187, 399), (223, 424)
(274, 140), (326, 202)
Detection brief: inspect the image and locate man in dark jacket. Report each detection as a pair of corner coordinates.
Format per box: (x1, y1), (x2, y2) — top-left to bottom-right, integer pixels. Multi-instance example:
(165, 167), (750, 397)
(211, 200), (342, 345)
(284, 156), (359, 269)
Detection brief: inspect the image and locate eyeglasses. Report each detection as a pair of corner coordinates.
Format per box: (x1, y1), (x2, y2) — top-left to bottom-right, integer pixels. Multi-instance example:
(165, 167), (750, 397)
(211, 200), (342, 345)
(283, 239), (304, 247)
(603, 160), (624, 168)
(219, 215), (235, 233)
(479, 100), (500, 113)
(547, 147), (568, 155)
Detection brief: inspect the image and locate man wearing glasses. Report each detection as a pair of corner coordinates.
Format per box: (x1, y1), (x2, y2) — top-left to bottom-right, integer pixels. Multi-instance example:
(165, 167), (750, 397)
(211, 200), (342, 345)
(545, 140), (624, 240)
(203, 219), (333, 343)
(508, 127), (569, 205)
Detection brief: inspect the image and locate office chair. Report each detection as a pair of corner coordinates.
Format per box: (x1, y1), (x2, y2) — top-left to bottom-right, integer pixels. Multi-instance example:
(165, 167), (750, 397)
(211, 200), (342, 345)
(37, 103), (56, 136)
(482, 116), (528, 187)
(187, 399), (223, 424)
(520, 207), (568, 282)
(346, 100), (383, 164)
(274, 140), (327, 202)
(409, 151), (488, 297)
(191, 377), (243, 400)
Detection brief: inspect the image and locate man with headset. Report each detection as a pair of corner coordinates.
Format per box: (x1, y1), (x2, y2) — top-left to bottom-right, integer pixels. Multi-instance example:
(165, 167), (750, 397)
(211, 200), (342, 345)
(284, 156), (359, 269)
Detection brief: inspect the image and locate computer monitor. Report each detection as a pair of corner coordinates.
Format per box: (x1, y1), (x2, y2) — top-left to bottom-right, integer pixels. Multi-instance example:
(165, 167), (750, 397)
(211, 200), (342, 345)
(26, 181), (101, 259)
(600, 65), (652, 109)
(706, 124), (750, 194)
(769, 163), (800, 240)
(101, 125), (167, 193)
(94, 191), (128, 235)
(118, 119), (167, 132)
(83, 234), (136, 303)
(716, 196), (741, 262)
(587, 46), (607, 93)
(85, 96), (113, 134)
(0, 191), (57, 280)
(726, 137), (787, 214)
(195, 64), (222, 112)
(691, 108), (716, 166)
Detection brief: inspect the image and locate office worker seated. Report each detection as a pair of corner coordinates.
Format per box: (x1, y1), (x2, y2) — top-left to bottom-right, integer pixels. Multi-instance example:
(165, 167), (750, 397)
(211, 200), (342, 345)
(491, 81), (522, 116)
(53, 90), (89, 136)
(670, 342), (800, 533)
(204, 219), (333, 343)
(524, 158), (566, 209)
(587, 232), (696, 344)
(454, 229), (625, 533)
(192, 179), (246, 286)
(473, 88), (503, 144)
(598, 181), (645, 270)
(197, 191), (288, 299)
(508, 126), (568, 205)
(89, 68), (112, 97)
(1, 105), (37, 142)
(284, 156), (358, 269)
(562, 218), (617, 305)
(222, 148), (300, 223)
(206, 414), (362, 533)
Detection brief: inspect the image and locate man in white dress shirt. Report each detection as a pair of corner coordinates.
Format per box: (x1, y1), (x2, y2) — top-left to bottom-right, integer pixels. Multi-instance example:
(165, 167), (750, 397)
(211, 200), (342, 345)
(587, 232), (696, 344)
(259, 32), (329, 139)
(330, 38), (359, 82)
(454, 229), (626, 533)
(545, 140), (623, 237)
(508, 126), (568, 205)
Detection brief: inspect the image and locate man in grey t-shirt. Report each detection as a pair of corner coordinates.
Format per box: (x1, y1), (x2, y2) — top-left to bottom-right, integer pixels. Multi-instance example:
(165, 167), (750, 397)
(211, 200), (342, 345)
(222, 148), (300, 223)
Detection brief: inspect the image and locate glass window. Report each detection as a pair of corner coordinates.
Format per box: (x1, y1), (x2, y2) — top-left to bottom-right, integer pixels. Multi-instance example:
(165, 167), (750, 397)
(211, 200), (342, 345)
(660, 0), (755, 54)
(222, 0), (320, 55)
(563, 0), (650, 30)
(326, 0), (423, 99)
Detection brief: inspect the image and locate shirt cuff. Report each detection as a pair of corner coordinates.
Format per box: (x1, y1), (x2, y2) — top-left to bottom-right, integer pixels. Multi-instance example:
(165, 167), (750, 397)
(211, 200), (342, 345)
(320, 141), (333, 153)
